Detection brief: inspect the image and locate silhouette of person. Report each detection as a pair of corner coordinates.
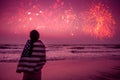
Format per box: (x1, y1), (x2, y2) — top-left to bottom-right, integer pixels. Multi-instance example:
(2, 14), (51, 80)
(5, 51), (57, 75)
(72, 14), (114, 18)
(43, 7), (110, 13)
(16, 30), (46, 80)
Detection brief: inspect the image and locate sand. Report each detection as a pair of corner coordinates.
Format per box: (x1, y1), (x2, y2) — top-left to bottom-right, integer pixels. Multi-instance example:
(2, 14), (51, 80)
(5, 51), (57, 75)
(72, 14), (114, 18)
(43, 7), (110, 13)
(0, 58), (120, 80)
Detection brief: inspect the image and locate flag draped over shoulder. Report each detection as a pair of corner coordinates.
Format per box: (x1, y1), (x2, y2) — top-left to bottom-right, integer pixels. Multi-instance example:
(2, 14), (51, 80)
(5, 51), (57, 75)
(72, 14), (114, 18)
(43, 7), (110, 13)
(16, 40), (46, 73)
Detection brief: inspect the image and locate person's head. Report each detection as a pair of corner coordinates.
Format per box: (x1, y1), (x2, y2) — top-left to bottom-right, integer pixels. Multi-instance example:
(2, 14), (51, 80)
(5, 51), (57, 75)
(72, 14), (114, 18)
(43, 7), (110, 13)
(30, 30), (40, 42)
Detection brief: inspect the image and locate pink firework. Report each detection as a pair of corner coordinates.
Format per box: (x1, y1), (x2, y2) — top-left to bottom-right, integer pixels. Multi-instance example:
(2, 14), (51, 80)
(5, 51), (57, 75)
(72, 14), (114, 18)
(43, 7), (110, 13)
(80, 3), (115, 39)
(9, 0), (77, 36)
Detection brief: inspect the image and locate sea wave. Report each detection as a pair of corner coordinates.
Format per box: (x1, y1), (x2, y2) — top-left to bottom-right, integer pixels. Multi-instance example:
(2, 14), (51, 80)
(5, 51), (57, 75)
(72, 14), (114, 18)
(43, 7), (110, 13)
(0, 44), (120, 62)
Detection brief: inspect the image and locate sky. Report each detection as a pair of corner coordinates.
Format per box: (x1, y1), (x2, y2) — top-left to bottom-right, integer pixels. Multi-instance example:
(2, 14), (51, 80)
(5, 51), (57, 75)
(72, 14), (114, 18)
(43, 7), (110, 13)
(0, 0), (120, 44)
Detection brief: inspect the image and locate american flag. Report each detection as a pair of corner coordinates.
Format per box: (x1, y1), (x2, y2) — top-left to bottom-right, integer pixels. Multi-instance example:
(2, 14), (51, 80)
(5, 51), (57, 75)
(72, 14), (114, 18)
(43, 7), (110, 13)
(16, 40), (46, 73)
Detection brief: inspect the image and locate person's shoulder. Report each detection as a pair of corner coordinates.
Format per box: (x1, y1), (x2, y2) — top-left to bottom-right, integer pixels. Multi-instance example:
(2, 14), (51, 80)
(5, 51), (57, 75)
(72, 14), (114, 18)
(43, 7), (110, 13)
(35, 40), (45, 47)
(36, 40), (43, 43)
(26, 40), (31, 44)
(34, 40), (43, 44)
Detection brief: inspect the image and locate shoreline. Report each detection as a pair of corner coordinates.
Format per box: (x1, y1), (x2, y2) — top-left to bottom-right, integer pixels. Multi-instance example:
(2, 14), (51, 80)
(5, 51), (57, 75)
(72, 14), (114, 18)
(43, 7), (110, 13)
(0, 58), (120, 80)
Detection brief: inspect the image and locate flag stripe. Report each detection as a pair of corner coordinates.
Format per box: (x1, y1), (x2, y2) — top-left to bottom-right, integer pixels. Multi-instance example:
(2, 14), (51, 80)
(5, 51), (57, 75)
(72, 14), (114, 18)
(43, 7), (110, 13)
(16, 40), (46, 73)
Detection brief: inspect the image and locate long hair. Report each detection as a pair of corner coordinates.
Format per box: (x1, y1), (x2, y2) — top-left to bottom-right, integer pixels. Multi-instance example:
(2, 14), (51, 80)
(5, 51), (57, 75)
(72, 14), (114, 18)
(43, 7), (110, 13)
(29, 30), (40, 56)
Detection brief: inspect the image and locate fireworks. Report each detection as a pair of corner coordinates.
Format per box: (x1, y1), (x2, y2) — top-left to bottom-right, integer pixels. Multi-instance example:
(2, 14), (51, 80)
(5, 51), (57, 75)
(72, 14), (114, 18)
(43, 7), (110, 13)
(80, 3), (115, 39)
(1, 0), (116, 39)
(9, 0), (77, 36)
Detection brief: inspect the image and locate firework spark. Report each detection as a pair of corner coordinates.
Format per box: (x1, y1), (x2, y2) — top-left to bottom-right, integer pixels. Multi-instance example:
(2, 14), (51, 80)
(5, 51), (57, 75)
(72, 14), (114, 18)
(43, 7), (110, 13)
(5, 0), (77, 36)
(80, 3), (115, 39)
(0, 0), (115, 39)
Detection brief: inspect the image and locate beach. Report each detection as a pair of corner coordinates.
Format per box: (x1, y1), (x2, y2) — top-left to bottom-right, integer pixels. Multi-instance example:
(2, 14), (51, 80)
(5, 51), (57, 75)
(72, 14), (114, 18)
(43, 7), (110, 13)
(0, 58), (120, 80)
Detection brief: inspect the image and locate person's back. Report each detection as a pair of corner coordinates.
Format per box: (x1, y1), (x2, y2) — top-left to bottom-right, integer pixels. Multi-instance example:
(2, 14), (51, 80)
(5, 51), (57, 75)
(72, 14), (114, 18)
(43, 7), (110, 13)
(16, 30), (46, 80)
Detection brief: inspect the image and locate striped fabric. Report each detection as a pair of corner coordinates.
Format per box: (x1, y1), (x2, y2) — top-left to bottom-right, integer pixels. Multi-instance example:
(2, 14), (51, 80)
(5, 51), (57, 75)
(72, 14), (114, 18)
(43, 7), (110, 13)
(16, 40), (46, 73)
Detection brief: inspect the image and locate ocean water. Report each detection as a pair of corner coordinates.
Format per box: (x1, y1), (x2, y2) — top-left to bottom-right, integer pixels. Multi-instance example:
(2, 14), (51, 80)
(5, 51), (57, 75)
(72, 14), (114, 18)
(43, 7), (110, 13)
(0, 44), (120, 62)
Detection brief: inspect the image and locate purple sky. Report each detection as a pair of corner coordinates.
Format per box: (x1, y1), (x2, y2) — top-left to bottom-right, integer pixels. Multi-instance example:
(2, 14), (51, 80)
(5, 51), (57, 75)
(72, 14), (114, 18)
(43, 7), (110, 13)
(0, 0), (120, 44)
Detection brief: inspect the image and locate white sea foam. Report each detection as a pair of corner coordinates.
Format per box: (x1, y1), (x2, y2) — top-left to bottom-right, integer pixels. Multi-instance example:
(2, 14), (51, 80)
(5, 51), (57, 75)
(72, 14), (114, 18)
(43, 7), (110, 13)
(0, 44), (120, 62)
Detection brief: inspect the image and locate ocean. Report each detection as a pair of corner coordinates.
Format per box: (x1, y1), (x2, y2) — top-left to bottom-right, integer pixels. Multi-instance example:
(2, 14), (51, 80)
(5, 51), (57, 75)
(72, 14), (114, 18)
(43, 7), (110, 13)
(0, 44), (120, 62)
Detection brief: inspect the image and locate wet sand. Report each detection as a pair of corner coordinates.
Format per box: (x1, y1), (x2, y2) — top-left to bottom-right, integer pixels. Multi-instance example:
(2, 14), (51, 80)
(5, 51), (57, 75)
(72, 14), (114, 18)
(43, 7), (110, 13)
(0, 58), (120, 80)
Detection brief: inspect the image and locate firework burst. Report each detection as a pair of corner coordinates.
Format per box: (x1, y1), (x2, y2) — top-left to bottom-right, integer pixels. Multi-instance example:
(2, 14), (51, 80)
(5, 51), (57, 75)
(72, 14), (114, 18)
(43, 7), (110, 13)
(0, 0), (116, 39)
(6, 0), (77, 36)
(80, 3), (115, 39)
